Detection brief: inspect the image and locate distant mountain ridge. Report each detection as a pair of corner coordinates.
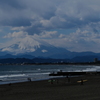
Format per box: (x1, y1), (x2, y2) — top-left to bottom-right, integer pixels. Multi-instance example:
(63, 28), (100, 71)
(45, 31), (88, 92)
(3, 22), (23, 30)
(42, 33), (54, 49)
(0, 55), (100, 64)
(0, 51), (100, 63)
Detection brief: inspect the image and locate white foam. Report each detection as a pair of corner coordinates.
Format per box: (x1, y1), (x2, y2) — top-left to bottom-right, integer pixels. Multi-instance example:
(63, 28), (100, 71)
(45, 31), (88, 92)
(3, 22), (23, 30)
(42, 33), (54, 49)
(82, 68), (97, 72)
(0, 74), (26, 78)
(26, 72), (50, 76)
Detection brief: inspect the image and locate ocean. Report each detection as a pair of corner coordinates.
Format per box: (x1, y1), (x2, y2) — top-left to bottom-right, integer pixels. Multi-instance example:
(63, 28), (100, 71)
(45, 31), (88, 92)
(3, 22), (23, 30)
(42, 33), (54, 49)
(0, 65), (100, 85)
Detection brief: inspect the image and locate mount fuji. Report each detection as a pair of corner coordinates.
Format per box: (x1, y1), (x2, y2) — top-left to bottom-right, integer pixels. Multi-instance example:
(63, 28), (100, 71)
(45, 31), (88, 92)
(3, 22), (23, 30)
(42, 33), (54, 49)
(0, 39), (71, 59)
(0, 38), (100, 60)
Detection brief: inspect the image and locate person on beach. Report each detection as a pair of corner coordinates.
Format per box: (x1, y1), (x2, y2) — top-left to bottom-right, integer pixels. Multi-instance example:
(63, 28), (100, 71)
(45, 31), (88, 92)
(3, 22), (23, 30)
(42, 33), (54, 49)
(68, 77), (70, 83)
(81, 79), (83, 85)
(28, 78), (31, 82)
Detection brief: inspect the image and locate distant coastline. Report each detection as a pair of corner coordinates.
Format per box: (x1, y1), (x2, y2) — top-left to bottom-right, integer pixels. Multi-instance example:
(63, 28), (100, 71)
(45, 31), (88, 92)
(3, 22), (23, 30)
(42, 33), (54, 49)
(0, 62), (100, 66)
(0, 57), (100, 66)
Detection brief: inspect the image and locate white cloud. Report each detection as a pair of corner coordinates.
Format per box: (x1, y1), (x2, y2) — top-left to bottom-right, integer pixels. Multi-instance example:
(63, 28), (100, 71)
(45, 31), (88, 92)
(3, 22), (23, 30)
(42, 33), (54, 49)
(1, 0), (100, 32)
(11, 26), (25, 31)
(42, 28), (100, 52)
(4, 31), (28, 38)
(40, 31), (58, 38)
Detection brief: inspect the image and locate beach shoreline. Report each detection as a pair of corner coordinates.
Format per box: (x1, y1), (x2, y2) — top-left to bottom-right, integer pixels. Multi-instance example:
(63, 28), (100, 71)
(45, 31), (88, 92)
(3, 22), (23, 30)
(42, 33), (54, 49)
(0, 74), (100, 100)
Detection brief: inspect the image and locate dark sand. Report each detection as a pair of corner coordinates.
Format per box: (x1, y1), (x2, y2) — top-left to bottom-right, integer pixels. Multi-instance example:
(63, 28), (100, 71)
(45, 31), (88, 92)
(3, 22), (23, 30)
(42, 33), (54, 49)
(0, 75), (100, 100)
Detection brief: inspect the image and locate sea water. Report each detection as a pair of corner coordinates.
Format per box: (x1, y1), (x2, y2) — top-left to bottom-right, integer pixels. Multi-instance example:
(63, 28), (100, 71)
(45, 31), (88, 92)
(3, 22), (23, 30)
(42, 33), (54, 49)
(0, 65), (100, 84)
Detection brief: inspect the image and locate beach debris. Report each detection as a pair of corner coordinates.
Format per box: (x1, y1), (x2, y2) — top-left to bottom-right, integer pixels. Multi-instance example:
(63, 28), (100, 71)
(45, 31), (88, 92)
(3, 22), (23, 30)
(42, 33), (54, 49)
(68, 77), (70, 83)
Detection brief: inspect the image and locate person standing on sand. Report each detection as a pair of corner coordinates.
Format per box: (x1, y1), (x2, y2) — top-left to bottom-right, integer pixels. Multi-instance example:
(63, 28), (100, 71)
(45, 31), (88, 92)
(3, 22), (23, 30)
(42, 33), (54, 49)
(81, 79), (83, 85)
(27, 78), (31, 82)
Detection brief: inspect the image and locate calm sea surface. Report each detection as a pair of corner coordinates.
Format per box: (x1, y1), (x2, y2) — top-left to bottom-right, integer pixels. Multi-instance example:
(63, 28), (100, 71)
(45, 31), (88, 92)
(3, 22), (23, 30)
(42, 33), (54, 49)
(0, 65), (99, 84)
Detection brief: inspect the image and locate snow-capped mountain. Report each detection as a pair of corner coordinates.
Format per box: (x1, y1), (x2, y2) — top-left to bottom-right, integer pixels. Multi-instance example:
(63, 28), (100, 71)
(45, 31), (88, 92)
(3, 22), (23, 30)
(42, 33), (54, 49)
(0, 38), (100, 59)
(0, 39), (71, 59)
(1, 38), (41, 54)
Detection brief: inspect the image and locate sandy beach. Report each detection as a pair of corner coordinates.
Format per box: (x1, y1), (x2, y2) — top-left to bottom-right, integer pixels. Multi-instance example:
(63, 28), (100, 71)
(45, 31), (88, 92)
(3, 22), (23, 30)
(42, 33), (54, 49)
(0, 75), (100, 100)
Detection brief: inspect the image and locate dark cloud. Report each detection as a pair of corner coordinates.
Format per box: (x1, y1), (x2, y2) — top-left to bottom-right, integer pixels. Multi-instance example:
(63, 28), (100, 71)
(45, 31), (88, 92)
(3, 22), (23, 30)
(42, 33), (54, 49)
(25, 24), (43, 35)
(0, 0), (100, 35)
(0, 0), (25, 9)
(0, 18), (31, 27)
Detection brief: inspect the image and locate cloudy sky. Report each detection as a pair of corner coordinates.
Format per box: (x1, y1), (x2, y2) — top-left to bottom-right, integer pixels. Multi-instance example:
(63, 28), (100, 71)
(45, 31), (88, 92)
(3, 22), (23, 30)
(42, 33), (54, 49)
(1, 0), (100, 53)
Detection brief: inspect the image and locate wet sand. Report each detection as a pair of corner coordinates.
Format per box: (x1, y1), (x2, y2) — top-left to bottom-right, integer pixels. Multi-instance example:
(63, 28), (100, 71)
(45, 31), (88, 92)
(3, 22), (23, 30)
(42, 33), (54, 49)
(0, 75), (100, 100)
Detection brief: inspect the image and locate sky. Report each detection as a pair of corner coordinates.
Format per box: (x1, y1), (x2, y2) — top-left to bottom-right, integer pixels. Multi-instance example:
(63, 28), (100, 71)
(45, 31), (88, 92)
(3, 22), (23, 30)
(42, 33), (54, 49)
(1, 0), (100, 53)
